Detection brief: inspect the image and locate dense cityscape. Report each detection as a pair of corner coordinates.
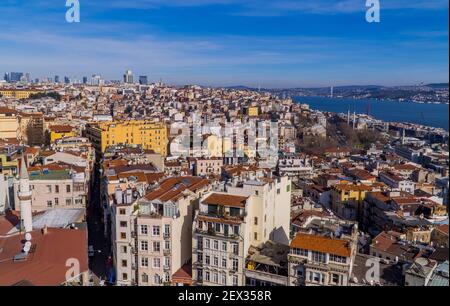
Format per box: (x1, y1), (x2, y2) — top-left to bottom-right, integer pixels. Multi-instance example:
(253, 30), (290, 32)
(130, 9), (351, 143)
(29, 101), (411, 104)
(0, 70), (448, 287)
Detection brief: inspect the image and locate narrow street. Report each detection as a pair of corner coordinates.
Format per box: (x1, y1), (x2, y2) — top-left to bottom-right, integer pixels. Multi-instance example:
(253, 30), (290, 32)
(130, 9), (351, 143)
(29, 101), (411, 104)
(87, 163), (109, 283)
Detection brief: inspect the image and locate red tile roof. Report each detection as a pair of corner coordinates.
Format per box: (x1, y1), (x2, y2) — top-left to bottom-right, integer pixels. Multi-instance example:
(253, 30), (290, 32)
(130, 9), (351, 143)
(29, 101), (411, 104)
(290, 233), (351, 257)
(203, 193), (248, 208)
(0, 228), (88, 286)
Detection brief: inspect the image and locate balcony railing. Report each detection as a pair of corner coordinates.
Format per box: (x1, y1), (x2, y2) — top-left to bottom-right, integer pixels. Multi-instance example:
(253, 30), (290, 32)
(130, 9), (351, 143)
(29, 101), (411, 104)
(163, 232), (171, 239)
(163, 265), (171, 271)
(163, 249), (171, 256)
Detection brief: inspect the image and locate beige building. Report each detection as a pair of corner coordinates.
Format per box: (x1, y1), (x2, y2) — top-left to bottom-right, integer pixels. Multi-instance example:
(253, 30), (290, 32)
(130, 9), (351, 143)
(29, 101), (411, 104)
(112, 176), (211, 286)
(0, 107), (19, 139)
(288, 228), (358, 286)
(194, 158), (223, 177)
(13, 164), (88, 212)
(192, 175), (292, 286)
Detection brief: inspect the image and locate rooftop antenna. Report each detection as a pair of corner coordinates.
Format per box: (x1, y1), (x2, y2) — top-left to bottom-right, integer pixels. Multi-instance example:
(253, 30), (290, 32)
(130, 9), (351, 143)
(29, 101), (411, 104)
(330, 86), (334, 98)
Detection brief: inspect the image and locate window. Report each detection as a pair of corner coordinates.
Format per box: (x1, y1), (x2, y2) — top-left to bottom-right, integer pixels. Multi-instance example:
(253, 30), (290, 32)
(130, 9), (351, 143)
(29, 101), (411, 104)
(55, 185), (59, 193)
(296, 268), (304, 277)
(165, 240), (170, 250)
(213, 272), (218, 284)
(254, 232), (258, 240)
(213, 240), (219, 250)
(153, 241), (160, 252)
(66, 185), (71, 193)
(54, 198), (59, 206)
(331, 274), (340, 285)
(232, 243), (239, 255)
(313, 272), (321, 283)
(164, 257), (170, 267)
(222, 258), (227, 268)
(329, 254), (347, 264)
(198, 237), (203, 250)
(153, 258), (161, 268)
(140, 225), (148, 235)
(141, 257), (149, 267)
(122, 273), (128, 281)
(255, 190), (259, 196)
(292, 248), (308, 257)
(277, 188), (280, 194)
(213, 256), (219, 267)
(122, 260), (127, 267)
(140, 241), (148, 251)
(215, 223), (221, 232)
(120, 221), (127, 228)
(221, 242), (227, 252)
(46, 185), (52, 193)
(198, 252), (203, 263)
(66, 198), (72, 206)
(232, 275), (238, 286)
(164, 224), (170, 235)
(232, 258), (238, 271)
(154, 274), (161, 284)
(47, 201), (52, 207)
(254, 217), (258, 225)
(220, 273), (226, 285)
(121, 246), (127, 253)
(205, 254), (211, 265)
(205, 239), (210, 249)
(142, 274), (149, 283)
(119, 209), (126, 215)
(153, 226), (160, 236)
(120, 232), (126, 239)
(197, 269), (203, 281)
(233, 225), (239, 236)
(312, 251), (326, 263)
(205, 271), (210, 282)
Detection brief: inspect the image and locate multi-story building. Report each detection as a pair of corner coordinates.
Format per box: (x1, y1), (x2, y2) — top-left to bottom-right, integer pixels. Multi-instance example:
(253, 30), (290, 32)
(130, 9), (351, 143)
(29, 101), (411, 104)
(330, 183), (371, 221)
(192, 177), (291, 286)
(0, 107), (18, 139)
(86, 121), (168, 156)
(112, 176), (211, 286)
(13, 163), (89, 212)
(288, 224), (358, 286)
(0, 89), (42, 99)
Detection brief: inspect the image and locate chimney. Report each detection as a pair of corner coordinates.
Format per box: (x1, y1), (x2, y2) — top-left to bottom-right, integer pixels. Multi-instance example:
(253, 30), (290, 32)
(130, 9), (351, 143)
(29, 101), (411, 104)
(41, 225), (48, 235)
(115, 188), (123, 205)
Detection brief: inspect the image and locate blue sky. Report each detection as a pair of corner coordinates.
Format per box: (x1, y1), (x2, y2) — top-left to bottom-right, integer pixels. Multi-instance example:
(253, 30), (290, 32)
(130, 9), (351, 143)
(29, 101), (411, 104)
(0, 0), (448, 87)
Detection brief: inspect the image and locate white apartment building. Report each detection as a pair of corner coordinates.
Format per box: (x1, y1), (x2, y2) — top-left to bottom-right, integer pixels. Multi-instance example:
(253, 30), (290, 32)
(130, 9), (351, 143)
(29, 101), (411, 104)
(192, 175), (292, 286)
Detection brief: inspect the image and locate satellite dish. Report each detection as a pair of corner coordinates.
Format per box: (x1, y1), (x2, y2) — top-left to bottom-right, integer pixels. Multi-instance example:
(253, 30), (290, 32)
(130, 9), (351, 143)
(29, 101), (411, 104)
(23, 241), (32, 253)
(25, 233), (32, 241)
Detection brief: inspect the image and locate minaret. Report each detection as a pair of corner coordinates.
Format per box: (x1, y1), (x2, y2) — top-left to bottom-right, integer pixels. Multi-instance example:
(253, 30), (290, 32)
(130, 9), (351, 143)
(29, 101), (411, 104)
(18, 155), (33, 233)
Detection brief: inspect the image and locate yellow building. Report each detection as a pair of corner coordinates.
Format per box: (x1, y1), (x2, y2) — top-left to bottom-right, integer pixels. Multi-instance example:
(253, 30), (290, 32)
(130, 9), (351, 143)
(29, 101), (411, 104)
(48, 125), (76, 143)
(0, 107), (19, 139)
(248, 106), (259, 117)
(0, 89), (42, 99)
(330, 183), (371, 221)
(86, 120), (168, 156)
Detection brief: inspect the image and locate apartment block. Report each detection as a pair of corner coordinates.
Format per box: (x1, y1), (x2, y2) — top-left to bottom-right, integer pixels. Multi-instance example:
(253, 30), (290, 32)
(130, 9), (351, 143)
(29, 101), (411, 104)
(112, 176), (211, 286)
(192, 176), (291, 286)
(86, 120), (168, 156)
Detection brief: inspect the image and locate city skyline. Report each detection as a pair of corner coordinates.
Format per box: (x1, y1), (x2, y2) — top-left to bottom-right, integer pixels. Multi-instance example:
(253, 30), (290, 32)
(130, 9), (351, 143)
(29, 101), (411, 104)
(0, 0), (448, 88)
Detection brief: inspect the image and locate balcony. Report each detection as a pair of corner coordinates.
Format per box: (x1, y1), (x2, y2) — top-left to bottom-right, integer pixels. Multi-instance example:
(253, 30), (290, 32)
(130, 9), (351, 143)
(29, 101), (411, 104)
(163, 265), (171, 271)
(163, 249), (171, 256)
(163, 232), (171, 239)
